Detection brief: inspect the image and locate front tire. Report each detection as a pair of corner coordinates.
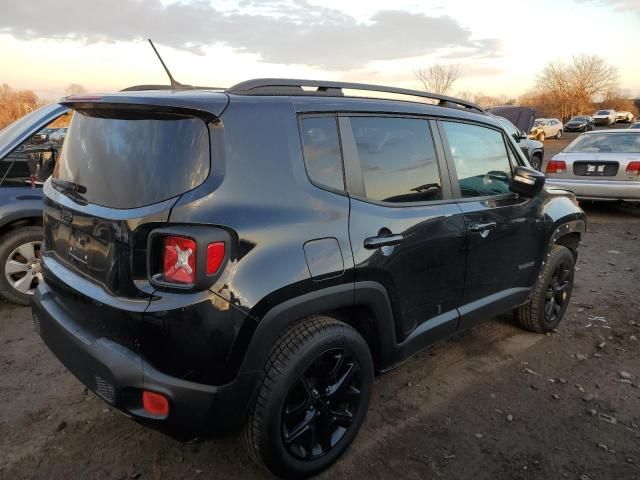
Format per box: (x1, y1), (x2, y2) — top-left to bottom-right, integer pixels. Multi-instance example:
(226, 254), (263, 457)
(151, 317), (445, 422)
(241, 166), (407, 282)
(529, 154), (542, 171)
(0, 226), (44, 306)
(538, 132), (545, 141)
(514, 245), (575, 333)
(244, 316), (373, 479)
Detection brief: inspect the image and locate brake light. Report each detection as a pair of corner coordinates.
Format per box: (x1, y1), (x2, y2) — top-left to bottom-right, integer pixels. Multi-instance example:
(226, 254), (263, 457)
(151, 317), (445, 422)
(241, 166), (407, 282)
(142, 391), (169, 417)
(626, 161), (640, 175)
(206, 242), (225, 275)
(163, 236), (196, 284)
(546, 160), (567, 174)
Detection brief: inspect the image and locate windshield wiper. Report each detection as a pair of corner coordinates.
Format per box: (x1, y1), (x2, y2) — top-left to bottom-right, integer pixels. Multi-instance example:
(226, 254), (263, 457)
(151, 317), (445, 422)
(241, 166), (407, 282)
(52, 178), (87, 194)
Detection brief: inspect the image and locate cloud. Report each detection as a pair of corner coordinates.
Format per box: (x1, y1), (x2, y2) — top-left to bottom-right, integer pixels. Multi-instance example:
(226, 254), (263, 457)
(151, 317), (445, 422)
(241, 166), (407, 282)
(574, 0), (640, 14)
(0, 0), (501, 70)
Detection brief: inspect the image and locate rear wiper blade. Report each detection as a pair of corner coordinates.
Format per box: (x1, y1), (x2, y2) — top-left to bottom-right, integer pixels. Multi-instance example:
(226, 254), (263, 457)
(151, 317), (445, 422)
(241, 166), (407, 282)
(52, 178), (87, 194)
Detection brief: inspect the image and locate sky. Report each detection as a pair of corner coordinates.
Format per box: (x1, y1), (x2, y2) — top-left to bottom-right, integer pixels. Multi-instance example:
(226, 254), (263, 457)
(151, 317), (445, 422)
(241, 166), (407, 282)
(0, 0), (639, 101)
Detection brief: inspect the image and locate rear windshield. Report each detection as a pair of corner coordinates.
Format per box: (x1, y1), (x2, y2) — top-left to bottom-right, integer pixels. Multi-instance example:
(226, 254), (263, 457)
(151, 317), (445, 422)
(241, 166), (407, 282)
(54, 109), (210, 208)
(564, 133), (640, 153)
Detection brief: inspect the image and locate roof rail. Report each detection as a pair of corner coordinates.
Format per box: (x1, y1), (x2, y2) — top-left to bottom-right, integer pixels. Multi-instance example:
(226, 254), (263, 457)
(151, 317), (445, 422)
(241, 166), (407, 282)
(226, 78), (484, 113)
(121, 84), (225, 92)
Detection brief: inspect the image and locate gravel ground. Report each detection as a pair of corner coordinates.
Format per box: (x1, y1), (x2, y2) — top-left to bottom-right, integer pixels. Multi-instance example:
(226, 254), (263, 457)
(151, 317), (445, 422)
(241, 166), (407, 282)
(1, 126), (639, 480)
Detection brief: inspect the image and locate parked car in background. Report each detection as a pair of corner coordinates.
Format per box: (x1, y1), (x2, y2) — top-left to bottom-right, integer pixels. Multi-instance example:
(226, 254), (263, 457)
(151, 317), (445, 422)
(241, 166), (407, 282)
(494, 116), (545, 170)
(32, 79), (585, 479)
(0, 104), (70, 305)
(564, 115), (594, 132)
(593, 109), (617, 126)
(543, 129), (640, 202)
(49, 127), (67, 143)
(530, 118), (564, 140)
(629, 122), (640, 129)
(615, 111), (635, 123)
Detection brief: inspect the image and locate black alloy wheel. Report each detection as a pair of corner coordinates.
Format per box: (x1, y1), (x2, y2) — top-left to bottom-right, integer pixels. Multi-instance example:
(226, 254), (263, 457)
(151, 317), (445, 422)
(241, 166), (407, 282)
(282, 348), (363, 461)
(543, 260), (572, 326)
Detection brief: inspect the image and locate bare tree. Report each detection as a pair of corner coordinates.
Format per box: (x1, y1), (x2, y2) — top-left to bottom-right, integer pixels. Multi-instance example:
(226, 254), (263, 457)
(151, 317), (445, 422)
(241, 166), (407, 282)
(0, 84), (39, 130)
(65, 83), (87, 96)
(414, 64), (461, 96)
(533, 54), (618, 120)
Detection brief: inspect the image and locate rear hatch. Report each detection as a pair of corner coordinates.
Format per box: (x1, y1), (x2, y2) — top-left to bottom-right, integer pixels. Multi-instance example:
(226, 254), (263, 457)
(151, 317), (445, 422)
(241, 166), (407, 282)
(42, 94), (227, 299)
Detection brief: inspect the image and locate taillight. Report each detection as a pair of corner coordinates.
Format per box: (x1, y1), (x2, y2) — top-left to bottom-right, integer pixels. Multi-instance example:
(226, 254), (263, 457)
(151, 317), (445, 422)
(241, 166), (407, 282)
(206, 242), (225, 275)
(163, 236), (197, 285)
(546, 160), (567, 174)
(626, 161), (640, 175)
(158, 235), (226, 287)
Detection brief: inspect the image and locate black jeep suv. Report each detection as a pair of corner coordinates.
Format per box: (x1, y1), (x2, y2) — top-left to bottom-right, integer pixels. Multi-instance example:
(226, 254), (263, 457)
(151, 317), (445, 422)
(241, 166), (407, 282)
(33, 79), (585, 479)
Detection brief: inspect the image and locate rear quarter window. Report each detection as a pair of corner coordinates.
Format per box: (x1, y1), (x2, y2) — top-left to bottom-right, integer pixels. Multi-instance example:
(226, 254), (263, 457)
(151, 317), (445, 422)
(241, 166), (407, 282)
(299, 116), (345, 192)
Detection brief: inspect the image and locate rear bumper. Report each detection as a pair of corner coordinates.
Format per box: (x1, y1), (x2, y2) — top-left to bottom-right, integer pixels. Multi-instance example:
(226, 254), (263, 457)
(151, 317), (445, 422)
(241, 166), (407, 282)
(32, 282), (258, 440)
(545, 178), (640, 201)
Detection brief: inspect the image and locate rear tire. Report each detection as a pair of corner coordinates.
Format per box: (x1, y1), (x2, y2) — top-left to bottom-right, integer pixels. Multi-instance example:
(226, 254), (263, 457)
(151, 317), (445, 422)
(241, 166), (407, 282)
(0, 226), (43, 306)
(555, 129), (562, 139)
(244, 315), (373, 479)
(514, 245), (575, 333)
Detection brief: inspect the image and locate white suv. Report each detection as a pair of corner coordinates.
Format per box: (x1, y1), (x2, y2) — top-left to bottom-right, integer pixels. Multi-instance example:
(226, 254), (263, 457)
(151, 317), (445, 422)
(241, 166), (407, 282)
(593, 109), (617, 126)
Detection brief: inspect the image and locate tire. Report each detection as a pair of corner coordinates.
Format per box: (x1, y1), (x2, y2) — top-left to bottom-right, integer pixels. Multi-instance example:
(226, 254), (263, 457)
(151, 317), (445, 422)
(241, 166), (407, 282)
(555, 129), (562, 139)
(0, 226), (44, 306)
(530, 154), (542, 171)
(514, 245), (575, 333)
(538, 132), (545, 141)
(244, 315), (373, 479)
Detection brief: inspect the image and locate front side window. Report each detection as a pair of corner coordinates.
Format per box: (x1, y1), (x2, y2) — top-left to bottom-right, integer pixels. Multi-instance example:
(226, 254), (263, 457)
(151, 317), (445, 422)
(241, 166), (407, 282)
(299, 116), (344, 191)
(350, 117), (442, 203)
(442, 122), (512, 198)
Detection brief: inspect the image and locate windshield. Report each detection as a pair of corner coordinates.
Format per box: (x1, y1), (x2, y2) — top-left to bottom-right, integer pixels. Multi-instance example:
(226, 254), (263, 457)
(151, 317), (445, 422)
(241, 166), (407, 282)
(54, 109), (210, 209)
(564, 133), (640, 153)
(533, 120), (545, 126)
(571, 116), (588, 121)
(596, 110), (610, 115)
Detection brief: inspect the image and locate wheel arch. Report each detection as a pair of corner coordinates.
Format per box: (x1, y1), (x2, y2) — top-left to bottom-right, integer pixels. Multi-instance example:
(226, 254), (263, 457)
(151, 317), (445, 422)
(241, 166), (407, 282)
(236, 282), (397, 379)
(0, 213), (43, 239)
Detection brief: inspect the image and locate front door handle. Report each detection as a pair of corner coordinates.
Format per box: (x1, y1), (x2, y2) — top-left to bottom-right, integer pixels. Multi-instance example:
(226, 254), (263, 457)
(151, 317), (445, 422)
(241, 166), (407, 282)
(469, 221), (497, 233)
(364, 234), (404, 249)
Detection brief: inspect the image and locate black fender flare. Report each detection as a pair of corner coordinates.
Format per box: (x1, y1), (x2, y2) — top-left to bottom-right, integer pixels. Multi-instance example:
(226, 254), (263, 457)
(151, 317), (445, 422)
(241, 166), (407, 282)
(236, 281), (397, 377)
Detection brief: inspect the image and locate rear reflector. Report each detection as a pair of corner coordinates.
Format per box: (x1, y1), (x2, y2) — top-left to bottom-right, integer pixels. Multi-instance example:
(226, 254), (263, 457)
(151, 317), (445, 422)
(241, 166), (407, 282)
(546, 160), (567, 174)
(163, 236), (196, 284)
(142, 391), (169, 416)
(626, 161), (640, 175)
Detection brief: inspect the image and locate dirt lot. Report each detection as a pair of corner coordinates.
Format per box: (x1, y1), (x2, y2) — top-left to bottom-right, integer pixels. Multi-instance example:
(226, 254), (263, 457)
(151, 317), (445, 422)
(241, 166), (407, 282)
(1, 128), (640, 480)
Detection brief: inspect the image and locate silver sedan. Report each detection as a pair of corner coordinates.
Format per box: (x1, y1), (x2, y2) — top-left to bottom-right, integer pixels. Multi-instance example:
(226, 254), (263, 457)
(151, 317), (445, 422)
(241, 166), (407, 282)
(543, 130), (640, 202)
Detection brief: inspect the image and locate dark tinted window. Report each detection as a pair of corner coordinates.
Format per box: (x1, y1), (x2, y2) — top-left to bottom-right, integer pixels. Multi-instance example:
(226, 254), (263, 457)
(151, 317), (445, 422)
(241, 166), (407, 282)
(350, 117), (442, 203)
(299, 116), (344, 191)
(442, 122), (512, 198)
(54, 110), (210, 209)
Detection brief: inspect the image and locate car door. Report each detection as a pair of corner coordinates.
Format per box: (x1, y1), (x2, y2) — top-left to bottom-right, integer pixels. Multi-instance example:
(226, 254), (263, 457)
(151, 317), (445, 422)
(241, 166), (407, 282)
(438, 120), (545, 329)
(342, 115), (466, 345)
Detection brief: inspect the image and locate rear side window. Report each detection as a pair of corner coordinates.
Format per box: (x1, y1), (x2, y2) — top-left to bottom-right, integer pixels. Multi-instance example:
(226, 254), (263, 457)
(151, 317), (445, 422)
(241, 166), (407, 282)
(54, 110), (210, 209)
(350, 117), (442, 203)
(299, 116), (344, 191)
(442, 122), (512, 198)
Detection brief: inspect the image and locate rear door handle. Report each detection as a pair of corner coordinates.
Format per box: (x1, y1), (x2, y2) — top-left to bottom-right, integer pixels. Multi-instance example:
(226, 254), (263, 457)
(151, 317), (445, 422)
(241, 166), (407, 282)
(364, 234), (404, 249)
(469, 221), (497, 233)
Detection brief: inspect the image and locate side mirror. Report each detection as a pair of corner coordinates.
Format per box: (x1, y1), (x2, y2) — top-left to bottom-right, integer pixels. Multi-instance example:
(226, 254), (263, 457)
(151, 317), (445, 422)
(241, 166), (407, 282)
(510, 165), (545, 197)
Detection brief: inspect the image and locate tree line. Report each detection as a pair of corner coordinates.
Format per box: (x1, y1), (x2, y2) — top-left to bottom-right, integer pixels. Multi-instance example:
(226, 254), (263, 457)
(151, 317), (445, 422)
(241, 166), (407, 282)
(0, 84), (85, 130)
(414, 54), (639, 121)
